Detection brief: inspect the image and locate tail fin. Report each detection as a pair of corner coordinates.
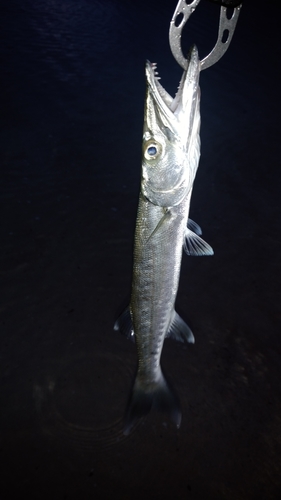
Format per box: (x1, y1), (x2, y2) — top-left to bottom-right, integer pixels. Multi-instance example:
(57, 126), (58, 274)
(123, 370), (181, 435)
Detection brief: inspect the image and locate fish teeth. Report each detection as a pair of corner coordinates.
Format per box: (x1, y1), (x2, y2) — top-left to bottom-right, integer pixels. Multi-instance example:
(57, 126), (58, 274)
(151, 63), (161, 79)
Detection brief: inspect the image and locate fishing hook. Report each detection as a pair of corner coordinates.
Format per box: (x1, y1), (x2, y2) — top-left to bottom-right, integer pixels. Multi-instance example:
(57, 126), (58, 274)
(169, 0), (242, 71)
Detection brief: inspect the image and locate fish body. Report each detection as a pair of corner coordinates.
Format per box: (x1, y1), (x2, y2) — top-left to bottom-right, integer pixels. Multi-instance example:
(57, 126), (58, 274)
(115, 46), (213, 434)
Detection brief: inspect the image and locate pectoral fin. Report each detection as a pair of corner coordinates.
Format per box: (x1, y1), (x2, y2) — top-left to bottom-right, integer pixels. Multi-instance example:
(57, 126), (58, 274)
(184, 228), (214, 256)
(146, 209), (173, 244)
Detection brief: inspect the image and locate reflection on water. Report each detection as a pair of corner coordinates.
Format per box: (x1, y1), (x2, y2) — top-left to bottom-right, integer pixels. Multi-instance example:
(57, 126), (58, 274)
(25, 0), (129, 84)
(33, 352), (139, 450)
(2, 0), (134, 88)
(2, 0), (220, 92)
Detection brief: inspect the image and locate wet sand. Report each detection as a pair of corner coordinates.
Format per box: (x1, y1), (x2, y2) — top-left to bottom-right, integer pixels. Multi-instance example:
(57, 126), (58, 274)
(1, 1), (281, 498)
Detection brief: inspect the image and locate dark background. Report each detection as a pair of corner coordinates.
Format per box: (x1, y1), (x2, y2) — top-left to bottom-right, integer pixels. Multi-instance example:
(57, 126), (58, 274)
(1, 0), (281, 498)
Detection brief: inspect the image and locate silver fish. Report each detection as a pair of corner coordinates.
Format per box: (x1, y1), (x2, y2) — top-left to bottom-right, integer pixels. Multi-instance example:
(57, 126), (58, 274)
(115, 46), (213, 434)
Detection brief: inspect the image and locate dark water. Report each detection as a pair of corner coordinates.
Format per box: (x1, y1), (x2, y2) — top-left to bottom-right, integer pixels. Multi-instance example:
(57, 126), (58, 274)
(1, 1), (281, 498)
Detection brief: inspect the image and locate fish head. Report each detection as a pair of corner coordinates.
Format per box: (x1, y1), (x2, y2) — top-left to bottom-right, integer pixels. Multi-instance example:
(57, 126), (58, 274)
(141, 45), (201, 207)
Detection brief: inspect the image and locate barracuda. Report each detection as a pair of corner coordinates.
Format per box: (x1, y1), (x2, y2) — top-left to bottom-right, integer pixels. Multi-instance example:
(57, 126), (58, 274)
(115, 46), (213, 434)
(114, 0), (241, 435)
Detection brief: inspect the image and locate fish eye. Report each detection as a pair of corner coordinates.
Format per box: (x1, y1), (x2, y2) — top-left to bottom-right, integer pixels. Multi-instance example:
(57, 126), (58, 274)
(147, 145), (157, 156)
(144, 140), (161, 161)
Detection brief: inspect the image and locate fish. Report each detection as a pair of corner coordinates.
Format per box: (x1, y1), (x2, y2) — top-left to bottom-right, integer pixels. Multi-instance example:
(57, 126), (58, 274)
(114, 45), (213, 435)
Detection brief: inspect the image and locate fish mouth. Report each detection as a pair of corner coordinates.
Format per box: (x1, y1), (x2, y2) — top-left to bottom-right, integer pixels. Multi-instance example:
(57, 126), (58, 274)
(145, 45), (200, 125)
(142, 45), (201, 207)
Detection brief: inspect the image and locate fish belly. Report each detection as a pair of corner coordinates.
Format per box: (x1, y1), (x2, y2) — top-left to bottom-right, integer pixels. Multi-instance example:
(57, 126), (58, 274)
(130, 191), (190, 383)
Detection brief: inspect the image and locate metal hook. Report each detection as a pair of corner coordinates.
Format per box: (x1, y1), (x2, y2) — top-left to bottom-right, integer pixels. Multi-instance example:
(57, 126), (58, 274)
(169, 0), (242, 71)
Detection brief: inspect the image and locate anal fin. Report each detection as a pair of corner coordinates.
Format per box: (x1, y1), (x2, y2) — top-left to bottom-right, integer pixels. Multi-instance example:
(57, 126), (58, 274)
(166, 310), (195, 344)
